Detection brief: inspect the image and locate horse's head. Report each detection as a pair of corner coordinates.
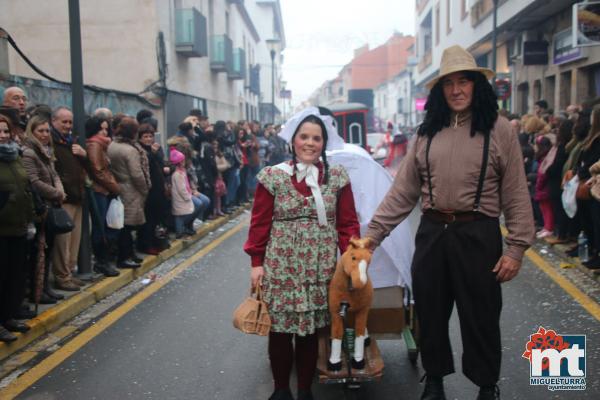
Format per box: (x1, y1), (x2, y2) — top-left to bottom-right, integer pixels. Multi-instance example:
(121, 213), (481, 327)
(341, 237), (373, 290)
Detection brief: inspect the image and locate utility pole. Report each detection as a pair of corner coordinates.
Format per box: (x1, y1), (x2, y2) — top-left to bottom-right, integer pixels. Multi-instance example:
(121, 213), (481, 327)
(68, 0), (92, 279)
(492, 0), (499, 74)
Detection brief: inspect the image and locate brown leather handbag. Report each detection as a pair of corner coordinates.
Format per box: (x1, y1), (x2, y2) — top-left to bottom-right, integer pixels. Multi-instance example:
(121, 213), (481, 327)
(232, 285), (271, 336)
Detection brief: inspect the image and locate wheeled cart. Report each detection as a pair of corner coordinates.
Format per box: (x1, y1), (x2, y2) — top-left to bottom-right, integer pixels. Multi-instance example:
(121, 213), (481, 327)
(316, 286), (419, 397)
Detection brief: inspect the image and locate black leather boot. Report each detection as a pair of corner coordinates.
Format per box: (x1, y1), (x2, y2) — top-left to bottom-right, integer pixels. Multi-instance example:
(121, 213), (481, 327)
(477, 385), (500, 400)
(420, 375), (446, 400)
(268, 388), (294, 400)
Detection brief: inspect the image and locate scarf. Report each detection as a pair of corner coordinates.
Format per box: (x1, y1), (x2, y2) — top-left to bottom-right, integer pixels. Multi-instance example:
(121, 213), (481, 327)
(295, 162), (327, 226)
(540, 145), (557, 174)
(0, 142), (20, 162)
(86, 134), (112, 149)
(51, 125), (73, 146)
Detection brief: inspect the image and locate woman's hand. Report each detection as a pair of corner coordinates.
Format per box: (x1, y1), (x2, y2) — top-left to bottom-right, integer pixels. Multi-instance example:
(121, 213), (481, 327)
(250, 266), (264, 288)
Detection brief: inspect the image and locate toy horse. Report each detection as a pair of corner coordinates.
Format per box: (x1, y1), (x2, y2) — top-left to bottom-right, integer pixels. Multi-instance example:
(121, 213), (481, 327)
(327, 237), (373, 370)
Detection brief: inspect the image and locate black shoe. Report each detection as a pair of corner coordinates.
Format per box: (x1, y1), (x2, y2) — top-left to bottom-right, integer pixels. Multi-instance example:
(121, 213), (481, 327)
(268, 388), (294, 400)
(297, 389), (314, 400)
(118, 259), (141, 269)
(94, 262), (120, 277)
(477, 385), (500, 400)
(131, 254), (144, 264)
(583, 256), (600, 269)
(15, 306), (36, 320)
(0, 326), (17, 342)
(37, 292), (57, 305)
(420, 376), (446, 400)
(566, 246), (579, 257)
(4, 319), (30, 333)
(184, 227), (196, 236)
(44, 288), (64, 300)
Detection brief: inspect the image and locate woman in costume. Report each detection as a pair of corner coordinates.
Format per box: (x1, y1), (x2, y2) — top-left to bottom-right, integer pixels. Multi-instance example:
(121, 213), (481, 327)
(244, 107), (360, 400)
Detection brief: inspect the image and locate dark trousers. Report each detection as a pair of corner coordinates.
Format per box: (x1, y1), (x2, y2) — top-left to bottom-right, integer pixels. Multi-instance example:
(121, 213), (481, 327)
(551, 194), (569, 239)
(578, 199), (596, 253)
(590, 200), (600, 256)
(91, 192), (118, 262)
(0, 236), (28, 322)
(412, 214), (503, 386)
(117, 225), (138, 263)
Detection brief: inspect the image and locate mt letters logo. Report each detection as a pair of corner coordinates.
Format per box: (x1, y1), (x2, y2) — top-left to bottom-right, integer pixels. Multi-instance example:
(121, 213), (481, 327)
(522, 326), (586, 391)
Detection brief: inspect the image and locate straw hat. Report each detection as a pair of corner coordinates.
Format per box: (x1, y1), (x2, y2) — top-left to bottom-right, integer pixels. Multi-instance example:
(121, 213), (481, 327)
(425, 45), (495, 90)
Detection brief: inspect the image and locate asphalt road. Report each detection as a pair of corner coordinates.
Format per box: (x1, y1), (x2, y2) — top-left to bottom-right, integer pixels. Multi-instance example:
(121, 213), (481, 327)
(15, 215), (600, 400)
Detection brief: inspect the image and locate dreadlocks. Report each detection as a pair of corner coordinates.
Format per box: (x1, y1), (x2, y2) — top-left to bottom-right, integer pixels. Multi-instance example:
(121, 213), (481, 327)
(419, 71), (498, 138)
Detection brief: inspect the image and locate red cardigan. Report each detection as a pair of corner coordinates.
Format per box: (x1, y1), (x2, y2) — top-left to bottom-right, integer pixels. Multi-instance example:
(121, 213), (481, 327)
(244, 165), (360, 267)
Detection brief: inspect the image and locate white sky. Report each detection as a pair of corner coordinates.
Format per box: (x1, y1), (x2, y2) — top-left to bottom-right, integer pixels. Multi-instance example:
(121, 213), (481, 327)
(280, 0), (416, 106)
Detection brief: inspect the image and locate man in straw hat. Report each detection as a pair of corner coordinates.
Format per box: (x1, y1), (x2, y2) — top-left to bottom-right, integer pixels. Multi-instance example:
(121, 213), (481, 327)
(364, 45), (534, 399)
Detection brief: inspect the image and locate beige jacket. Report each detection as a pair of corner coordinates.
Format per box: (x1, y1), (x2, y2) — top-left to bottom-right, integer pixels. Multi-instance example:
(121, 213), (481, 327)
(107, 140), (150, 226)
(22, 138), (65, 204)
(171, 169), (194, 216)
(365, 115), (535, 261)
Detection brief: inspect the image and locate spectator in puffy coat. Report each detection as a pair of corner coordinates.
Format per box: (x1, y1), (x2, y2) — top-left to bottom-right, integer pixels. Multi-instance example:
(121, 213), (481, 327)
(22, 115), (66, 304)
(85, 116), (120, 277)
(0, 115), (34, 341)
(107, 117), (151, 269)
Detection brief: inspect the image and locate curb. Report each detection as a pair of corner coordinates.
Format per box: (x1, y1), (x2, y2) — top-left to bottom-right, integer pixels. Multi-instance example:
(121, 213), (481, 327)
(0, 207), (249, 363)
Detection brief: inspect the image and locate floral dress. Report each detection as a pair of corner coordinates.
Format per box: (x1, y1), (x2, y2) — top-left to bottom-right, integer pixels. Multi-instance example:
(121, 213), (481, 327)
(257, 164), (351, 336)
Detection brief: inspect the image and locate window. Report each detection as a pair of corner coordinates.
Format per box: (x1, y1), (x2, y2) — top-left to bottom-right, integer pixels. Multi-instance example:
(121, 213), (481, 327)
(461, 0), (470, 20)
(447, 0), (453, 33)
(435, 4), (440, 45)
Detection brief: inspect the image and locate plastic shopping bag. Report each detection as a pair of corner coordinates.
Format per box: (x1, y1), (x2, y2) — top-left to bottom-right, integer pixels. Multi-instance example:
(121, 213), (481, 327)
(106, 197), (125, 229)
(562, 175), (578, 218)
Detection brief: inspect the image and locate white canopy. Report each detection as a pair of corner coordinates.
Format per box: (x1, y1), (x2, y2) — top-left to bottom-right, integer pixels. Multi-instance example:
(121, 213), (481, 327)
(327, 144), (414, 289)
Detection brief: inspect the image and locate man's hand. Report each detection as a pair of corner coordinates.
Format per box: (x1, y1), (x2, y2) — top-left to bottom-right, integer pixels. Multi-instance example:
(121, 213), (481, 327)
(151, 143), (161, 153)
(492, 255), (522, 282)
(250, 266), (264, 289)
(72, 144), (87, 157)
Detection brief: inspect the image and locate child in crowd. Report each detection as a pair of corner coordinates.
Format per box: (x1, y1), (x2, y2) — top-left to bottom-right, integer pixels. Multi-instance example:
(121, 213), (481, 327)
(213, 139), (228, 217)
(170, 149), (197, 238)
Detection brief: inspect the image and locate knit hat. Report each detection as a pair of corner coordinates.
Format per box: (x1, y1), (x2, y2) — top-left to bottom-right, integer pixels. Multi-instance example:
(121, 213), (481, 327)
(170, 148), (185, 165)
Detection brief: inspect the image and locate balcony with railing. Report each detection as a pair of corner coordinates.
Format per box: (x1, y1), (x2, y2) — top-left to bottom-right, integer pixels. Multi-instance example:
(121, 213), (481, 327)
(175, 8), (208, 57)
(210, 35), (234, 73)
(228, 48), (246, 80)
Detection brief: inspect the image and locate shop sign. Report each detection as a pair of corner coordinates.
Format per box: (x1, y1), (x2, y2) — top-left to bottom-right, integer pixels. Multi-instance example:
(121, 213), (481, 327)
(554, 29), (583, 65)
(495, 79), (512, 100)
(573, 1), (600, 47)
(415, 98), (427, 111)
(523, 41), (549, 65)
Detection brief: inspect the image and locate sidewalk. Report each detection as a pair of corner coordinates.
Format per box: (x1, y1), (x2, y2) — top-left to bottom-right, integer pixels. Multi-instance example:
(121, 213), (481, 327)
(527, 234), (600, 305)
(0, 206), (249, 364)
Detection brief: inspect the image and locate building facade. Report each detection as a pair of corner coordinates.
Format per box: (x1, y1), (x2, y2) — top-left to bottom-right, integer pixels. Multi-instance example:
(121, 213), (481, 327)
(414, 0), (600, 115)
(0, 0), (285, 137)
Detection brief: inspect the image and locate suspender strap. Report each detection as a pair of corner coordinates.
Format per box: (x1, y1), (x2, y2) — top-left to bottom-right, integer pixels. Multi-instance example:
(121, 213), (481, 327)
(473, 132), (491, 211)
(425, 134), (435, 209)
(425, 131), (491, 212)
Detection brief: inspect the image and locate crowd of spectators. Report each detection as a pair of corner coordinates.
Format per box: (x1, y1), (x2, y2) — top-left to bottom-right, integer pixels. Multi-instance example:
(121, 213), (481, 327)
(0, 85), (289, 342)
(507, 99), (600, 271)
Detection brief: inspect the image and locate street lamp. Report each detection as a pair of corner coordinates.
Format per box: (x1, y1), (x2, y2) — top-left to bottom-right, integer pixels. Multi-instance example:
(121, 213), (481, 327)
(491, 0), (499, 74)
(266, 39), (280, 124)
